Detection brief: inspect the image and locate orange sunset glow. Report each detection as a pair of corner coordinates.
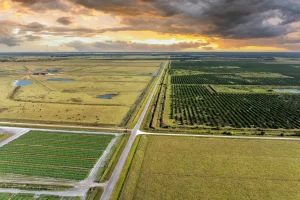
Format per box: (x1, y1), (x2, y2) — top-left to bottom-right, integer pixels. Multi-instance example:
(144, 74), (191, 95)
(0, 0), (299, 52)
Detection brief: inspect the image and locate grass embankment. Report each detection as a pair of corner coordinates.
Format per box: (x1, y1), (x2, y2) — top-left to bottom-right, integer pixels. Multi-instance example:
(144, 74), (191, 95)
(0, 133), (10, 142)
(142, 61), (170, 130)
(86, 187), (104, 200)
(99, 134), (130, 182)
(127, 62), (167, 129)
(95, 134), (129, 182)
(119, 135), (300, 200)
(111, 136), (141, 200)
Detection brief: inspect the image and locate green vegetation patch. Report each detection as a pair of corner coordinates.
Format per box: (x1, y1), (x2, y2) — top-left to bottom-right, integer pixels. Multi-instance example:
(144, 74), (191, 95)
(119, 135), (300, 200)
(170, 85), (300, 129)
(0, 133), (10, 142)
(0, 131), (114, 180)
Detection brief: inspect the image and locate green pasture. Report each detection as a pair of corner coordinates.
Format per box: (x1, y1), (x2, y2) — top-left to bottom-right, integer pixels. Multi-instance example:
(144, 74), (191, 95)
(119, 135), (300, 200)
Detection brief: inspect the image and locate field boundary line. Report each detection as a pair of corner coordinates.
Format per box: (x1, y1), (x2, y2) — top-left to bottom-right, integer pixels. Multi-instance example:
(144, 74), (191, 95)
(0, 151), (97, 160)
(0, 124), (127, 133)
(0, 160), (90, 171)
(82, 135), (120, 185)
(0, 127), (29, 148)
(139, 131), (300, 141)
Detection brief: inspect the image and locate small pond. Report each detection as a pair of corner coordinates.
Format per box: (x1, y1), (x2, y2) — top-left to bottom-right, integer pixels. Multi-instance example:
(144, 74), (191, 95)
(13, 80), (32, 87)
(276, 89), (300, 93)
(97, 94), (119, 99)
(48, 68), (60, 73)
(0, 72), (8, 75)
(47, 78), (75, 82)
(16, 69), (27, 73)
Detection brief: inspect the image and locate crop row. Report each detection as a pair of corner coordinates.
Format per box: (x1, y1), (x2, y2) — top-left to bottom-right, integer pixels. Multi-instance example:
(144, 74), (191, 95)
(171, 74), (300, 86)
(0, 153), (96, 168)
(170, 85), (300, 129)
(0, 162), (88, 180)
(0, 146), (101, 158)
(19, 131), (114, 142)
(0, 131), (114, 180)
(8, 139), (110, 150)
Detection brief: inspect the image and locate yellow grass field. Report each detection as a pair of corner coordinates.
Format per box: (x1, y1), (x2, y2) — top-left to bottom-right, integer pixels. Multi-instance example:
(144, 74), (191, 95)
(0, 57), (163, 126)
(119, 135), (300, 200)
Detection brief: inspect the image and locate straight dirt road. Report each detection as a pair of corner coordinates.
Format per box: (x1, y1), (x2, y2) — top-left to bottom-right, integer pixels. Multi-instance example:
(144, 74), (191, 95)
(0, 122), (128, 132)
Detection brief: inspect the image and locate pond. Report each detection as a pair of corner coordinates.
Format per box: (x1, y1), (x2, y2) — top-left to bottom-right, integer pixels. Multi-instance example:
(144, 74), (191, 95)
(0, 72), (8, 75)
(47, 78), (75, 82)
(13, 80), (32, 87)
(276, 89), (300, 93)
(97, 94), (118, 99)
(48, 68), (60, 73)
(16, 69), (27, 73)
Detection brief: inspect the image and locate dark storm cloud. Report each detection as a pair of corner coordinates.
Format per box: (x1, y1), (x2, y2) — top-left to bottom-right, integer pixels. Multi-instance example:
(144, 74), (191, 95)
(8, 0), (300, 40)
(56, 17), (73, 25)
(0, 37), (21, 47)
(12, 0), (69, 12)
(65, 40), (207, 51)
(25, 35), (42, 41)
(70, 0), (300, 39)
(0, 20), (21, 46)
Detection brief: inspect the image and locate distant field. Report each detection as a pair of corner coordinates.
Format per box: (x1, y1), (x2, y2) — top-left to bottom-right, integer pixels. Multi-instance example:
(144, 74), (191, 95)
(154, 60), (300, 130)
(0, 131), (114, 180)
(170, 85), (300, 128)
(119, 135), (300, 200)
(0, 57), (163, 126)
(213, 85), (300, 94)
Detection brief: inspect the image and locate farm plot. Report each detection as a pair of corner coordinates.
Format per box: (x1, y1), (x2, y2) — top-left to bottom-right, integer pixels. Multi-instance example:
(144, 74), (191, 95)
(0, 131), (114, 180)
(171, 74), (300, 85)
(170, 61), (300, 74)
(170, 61), (300, 86)
(119, 135), (300, 200)
(170, 85), (300, 129)
(163, 60), (300, 130)
(0, 57), (162, 126)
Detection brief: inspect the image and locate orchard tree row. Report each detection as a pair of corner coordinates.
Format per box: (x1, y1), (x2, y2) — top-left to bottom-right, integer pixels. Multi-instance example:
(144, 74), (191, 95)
(171, 74), (300, 86)
(170, 85), (300, 129)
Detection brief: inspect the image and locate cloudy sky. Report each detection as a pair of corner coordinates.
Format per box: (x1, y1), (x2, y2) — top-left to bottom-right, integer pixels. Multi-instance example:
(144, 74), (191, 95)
(0, 0), (299, 52)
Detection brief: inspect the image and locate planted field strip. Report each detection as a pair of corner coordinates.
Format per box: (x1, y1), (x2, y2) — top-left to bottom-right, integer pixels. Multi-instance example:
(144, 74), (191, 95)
(120, 135), (300, 200)
(171, 74), (300, 85)
(170, 85), (300, 129)
(0, 131), (114, 180)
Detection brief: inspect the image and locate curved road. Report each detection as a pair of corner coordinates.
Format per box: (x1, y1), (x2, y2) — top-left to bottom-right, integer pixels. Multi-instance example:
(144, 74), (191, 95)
(100, 59), (170, 200)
